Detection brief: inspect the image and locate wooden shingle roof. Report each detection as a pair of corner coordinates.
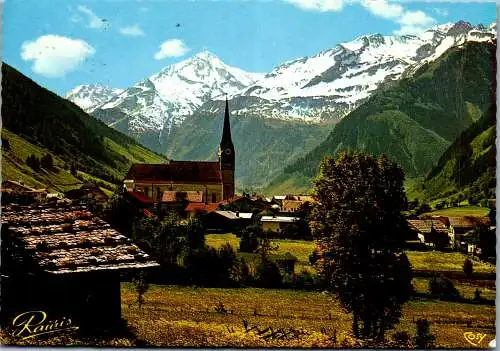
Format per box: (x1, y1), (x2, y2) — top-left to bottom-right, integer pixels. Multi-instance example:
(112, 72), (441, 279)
(407, 219), (448, 234)
(1, 205), (159, 275)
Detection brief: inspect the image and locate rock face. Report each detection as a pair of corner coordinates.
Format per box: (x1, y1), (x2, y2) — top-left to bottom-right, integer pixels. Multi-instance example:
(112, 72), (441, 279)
(65, 84), (124, 113)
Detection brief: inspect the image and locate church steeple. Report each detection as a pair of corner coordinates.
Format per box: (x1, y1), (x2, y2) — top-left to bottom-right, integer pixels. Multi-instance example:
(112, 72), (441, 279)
(219, 97), (235, 201)
(221, 97), (233, 146)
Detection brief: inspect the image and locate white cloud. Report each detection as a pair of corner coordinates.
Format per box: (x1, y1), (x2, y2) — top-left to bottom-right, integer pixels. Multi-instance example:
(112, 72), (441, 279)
(285, 0), (344, 12)
(154, 39), (190, 60)
(285, 0), (437, 35)
(119, 24), (145, 36)
(398, 10), (435, 26)
(20, 35), (95, 78)
(77, 5), (107, 29)
(393, 25), (427, 36)
(433, 8), (449, 17)
(360, 0), (403, 20)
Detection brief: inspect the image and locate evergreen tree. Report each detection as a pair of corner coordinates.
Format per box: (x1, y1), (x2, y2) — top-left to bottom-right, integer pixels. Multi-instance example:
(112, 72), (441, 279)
(312, 151), (413, 341)
(414, 319), (435, 348)
(463, 258), (473, 278)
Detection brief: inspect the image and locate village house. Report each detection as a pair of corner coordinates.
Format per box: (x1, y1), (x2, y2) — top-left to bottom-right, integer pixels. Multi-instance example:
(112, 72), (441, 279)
(443, 216), (491, 250)
(65, 184), (110, 203)
(261, 215), (300, 234)
(123, 100), (235, 206)
(201, 210), (250, 233)
(1, 180), (48, 202)
(407, 219), (449, 249)
(0, 204), (159, 332)
(281, 200), (302, 213)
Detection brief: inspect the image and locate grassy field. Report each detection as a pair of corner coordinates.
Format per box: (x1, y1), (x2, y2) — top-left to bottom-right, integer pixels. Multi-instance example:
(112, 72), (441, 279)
(121, 283), (496, 348)
(422, 206), (490, 217)
(205, 234), (496, 274)
(405, 251), (495, 273)
(412, 277), (496, 301)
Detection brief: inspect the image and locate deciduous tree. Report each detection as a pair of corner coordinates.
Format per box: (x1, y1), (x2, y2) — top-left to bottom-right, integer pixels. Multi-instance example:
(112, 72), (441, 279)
(312, 151), (413, 341)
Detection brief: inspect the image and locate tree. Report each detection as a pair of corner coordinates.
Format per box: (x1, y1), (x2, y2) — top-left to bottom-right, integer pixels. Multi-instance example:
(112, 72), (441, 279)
(428, 276), (460, 301)
(239, 224), (261, 253)
(70, 162), (77, 176)
(26, 154), (40, 170)
(463, 257), (473, 278)
(414, 319), (435, 348)
(2, 137), (10, 150)
(40, 154), (54, 170)
(311, 152), (413, 341)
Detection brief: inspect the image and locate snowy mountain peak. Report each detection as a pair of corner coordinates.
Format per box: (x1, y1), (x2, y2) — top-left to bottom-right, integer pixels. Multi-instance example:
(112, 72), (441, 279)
(66, 84), (123, 113)
(69, 20), (496, 135)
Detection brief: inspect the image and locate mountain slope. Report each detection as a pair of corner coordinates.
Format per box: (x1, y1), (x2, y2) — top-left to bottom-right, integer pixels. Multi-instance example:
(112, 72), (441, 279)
(1, 63), (167, 190)
(91, 51), (263, 135)
(266, 41), (496, 194)
(415, 103), (496, 202)
(159, 98), (331, 189)
(65, 84), (124, 113)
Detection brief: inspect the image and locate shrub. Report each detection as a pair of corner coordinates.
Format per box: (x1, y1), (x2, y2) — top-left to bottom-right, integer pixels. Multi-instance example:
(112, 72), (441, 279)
(463, 257), (473, 278)
(428, 276), (460, 301)
(293, 270), (315, 290)
(414, 319), (435, 348)
(256, 260), (282, 288)
(392, 331), (413, 348)
(309, 248), (320, 265)
(474, 288), (482, 301)
(239, 225), (260, 253)
(2, 137), (10, 150)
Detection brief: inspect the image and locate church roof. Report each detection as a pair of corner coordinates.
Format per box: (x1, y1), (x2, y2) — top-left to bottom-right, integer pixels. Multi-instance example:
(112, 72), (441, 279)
(126, 161), (221, 184)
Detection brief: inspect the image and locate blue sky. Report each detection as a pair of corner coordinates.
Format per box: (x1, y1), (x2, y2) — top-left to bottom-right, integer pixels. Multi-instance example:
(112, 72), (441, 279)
(3, 0), (497, 96)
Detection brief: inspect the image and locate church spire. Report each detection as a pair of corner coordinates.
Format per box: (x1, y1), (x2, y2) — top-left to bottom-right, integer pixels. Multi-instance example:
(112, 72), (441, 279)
(221, 96), (233, 145)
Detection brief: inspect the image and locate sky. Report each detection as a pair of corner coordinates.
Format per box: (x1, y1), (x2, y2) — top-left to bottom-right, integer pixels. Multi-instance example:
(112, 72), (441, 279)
(2, 0), (497, 96)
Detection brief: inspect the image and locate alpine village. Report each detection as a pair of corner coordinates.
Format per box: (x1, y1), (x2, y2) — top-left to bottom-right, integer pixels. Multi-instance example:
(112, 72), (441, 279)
(0, 4), (497, 348)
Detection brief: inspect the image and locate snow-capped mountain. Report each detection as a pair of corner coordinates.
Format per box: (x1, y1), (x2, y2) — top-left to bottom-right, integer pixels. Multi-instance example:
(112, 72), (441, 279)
(224, 21), (496, 121)
(91, 51), (263, 133)
(68, 21), (496, 134)
(66, 84), (123, 113)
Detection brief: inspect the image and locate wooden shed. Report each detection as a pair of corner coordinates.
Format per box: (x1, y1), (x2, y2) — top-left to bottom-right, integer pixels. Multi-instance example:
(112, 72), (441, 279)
(0, 204), (159, 334)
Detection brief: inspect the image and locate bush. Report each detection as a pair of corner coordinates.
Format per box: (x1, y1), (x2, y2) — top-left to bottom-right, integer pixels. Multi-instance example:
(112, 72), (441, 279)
(309, 248), (320, 265)
(414, 319), (435, 348)
(463, 258), (473, 278)
(239, 225), (261, 253)
(428, 276), (460, 301)
(392, 331), (413, 348)
(256, 260), (282, 288)
(2, 137), (10, 150)
(293, 270), (316, 290)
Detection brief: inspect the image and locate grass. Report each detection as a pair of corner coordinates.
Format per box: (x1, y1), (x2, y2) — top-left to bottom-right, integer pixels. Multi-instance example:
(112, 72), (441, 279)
(206, 234), (316, 273)
(206, 234), (496, 275)
(422, 206), (490, 217)
(120, 283), (496, 348)
(412, 277), (496, 301)
(405, 251), (496, 273)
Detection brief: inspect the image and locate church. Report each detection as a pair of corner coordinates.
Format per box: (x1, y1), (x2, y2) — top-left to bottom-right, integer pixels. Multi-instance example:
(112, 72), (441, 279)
(123, 99), (235, 205)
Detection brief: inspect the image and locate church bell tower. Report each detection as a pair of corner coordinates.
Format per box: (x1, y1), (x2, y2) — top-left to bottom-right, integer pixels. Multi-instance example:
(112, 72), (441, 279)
(218, 98), (235, 201)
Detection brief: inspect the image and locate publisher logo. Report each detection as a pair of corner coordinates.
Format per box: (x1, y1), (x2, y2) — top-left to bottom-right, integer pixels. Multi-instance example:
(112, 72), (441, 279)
(12, 311), (79, 340)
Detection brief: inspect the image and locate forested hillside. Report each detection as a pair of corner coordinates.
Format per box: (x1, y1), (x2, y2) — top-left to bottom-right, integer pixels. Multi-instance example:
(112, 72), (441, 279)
(1, 63), (167, 191)
(266, 41), (496, 194)
(413, 103), (496, 203)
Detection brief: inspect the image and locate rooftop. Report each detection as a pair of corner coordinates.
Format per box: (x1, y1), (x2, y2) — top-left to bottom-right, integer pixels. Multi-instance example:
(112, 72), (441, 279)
(261, 216), (300, 223)
(1, 204), (159, 275)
